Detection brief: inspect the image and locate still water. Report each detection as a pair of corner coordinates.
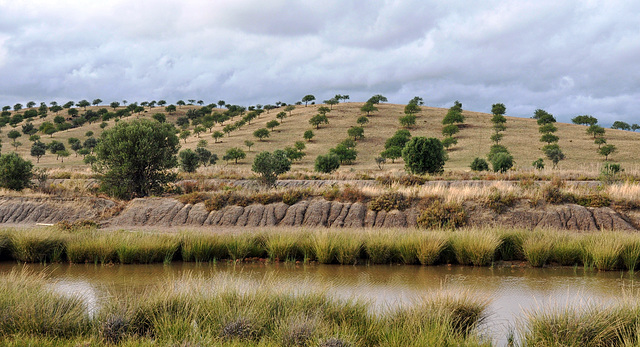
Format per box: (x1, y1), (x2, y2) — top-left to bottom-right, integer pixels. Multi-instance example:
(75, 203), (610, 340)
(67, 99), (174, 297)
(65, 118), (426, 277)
(1, 262), (638, 344)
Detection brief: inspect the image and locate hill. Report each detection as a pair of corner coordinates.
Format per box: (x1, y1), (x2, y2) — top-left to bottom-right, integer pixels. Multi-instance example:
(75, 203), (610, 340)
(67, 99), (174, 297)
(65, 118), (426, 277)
(2, 101), (639, 175)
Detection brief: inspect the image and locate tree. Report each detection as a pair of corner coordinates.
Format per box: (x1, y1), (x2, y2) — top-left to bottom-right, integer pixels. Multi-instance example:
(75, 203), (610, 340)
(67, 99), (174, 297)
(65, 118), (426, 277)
(83, 137), (98, 153)
(360, 102), (378, 116)
(303, 130), (314, 142)
(301, 95), (315, 106)
(491, 152), (514, 172)
(572, 115), (598, 126)
(179, 130), (191, 143)
(399, 114), (417, 128)
(110, 101), (120, 110)
(357, 116), (369, 126)
(165, 105), (177, 114)
(470, 157), (489, 171)
(276, 111), (287, 123)
(152, 113), (166, 123)
(491, 103), (506, 116)
(13, 103), (22, 111)
(347, 126), (364, 141)
(252, 150), (291, 187)
(21, 123), (36, 135)
(284, 105), (296, 116)
(93, 119), (179, 199)
(7, 130), (21, 145)
(30, 141), (46, 163)
(586, 125), (605, 138)
(63, 101), (74, 109)
(441, 137), (457, 149)
(611, 121), (631, 131)
(0, 153), (33, 191)
(25, 101), (35, 109)
(222, 124), (235, 136)
(490, 133), (503, 144)
(487, 144), (509, 162)
(67, 108), (79, 117)
(194, 147), (212, 167)
(157, 100), (167, 107)
(76, 100), (90, 110)
(176, 100), (186, 108)
(599, 144), (617, 161)
(217, 100), (226, 108)
(380, 146), (402, 163)
(309, 114), (329, 129)
(244, 140), (254, 151)
(538, 123), (557, 134)
(253, 128), (270, 141)
(179, 149), (201, 173)
(594, 137), (607, 148)
(442, 109), (464, 125)
(539, 133), (559, 144)
(212, 131), (224, 143)
(317, 106), (331, 115)
(223, 147), (246, 164)
(442, 124), (459, 137)
(266, 120), (280, 131)
(367, 94), (387, 104)
(325, 98), (339, 109)
(401, 137), (447, 175)
(543, 144), (566, 168)
(48, 140), (66, 160)
(385, 130), (411, 150)
(92, 99), (102, 106)
(315, 153), (340, 173)
(58, 149), (70, 163)
(193, 125), (206, 137)
(404, 103), (421, 115)
(40, 122), (57, 137)
(329, 144), (357, 164)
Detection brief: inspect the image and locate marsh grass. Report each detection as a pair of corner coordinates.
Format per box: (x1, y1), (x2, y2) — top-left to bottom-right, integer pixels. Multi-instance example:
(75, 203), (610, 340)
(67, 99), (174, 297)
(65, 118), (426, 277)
(364, 230), (396, 264)
(335, 234), (363, 265)
(264, 231), (300, 261)
(522, 301), (640, 347)
(551, 233), (583, 266)
(416, 231), (449, 266)
(115, 233), (180, 264)
(181, 231), (228, 262)
(621, 236), (640, 272)
(450, 229), (502, 266)
(312, 231), (337, 264)
(496, 229), (525, 261)
(583, 233), (625, 270)
(523, 232), (555, 267)
(9, 228), (66, 263)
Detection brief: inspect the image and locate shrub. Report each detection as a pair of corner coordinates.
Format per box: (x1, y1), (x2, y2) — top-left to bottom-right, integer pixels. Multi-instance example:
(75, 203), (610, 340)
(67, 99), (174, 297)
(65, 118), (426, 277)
(315, 154), (340, 173)
(402, 137), (447, 175)
(0, 153), (33, 191)
(179, 149), (200, 173)
(470, 158), (489, 172)
(484, 188), (517, 213)
(417, 200), (466, 229)
(282, 189), (309, 205)
(532, 158), (545, 169)
(491, 152), (514, 172)
(369, 192), (409, 211)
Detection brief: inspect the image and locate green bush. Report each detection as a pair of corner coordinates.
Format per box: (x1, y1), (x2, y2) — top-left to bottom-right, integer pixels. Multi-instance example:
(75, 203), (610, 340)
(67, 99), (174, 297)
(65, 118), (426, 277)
(417, 200), (467, 229)
(402, 137), (447, 175)
(470, 158), (489, 171)
(179, 149), (200, 173)
(314, 154), (340, 173)
(0, 153), (33, 191)
(369, 192), (409, 211)
(252, 150), (291, 187)
(490, 152), (514, 173)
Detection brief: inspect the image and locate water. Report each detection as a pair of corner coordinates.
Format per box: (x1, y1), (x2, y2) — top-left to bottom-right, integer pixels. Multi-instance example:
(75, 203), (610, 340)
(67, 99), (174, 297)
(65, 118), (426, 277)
(2, 262), (638, 345)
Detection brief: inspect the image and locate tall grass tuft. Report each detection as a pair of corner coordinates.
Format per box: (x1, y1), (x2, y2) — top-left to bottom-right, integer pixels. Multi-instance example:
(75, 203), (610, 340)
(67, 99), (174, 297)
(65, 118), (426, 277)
(265, 231), (300, 261)
(0, 270), (91, 338)
(551, 233), (583, 266)
(582, 233), (624, 270)
(9, 228), (66, 263)
(225, 233), (258, 261)
(396, 231), (420, 265)
(621, 235), (640, 272)
(450, 229), (501, 266)
(416, 232), (449, 266)
(335, 234), (362, 265)
(115, 233), (180, 264)
(523, 232), (554, 267)
(180, 231), (227, 262)
(312, 231), (337, 264)
(66, 232), (118, 264)
(364, 230), (396, 264)
(522, 302), (640, 346)
(496, 229), (525, 261)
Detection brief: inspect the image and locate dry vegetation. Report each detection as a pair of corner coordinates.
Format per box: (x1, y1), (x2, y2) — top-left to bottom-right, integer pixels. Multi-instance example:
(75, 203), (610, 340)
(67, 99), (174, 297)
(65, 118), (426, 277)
(3, 102), (640, 175)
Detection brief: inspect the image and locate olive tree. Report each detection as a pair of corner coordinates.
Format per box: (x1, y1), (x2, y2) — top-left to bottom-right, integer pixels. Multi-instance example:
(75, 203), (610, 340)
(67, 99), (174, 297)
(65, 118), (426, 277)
(0, 153), (33, 191)
(401, 137), (447, 175)
(252, 150), (291, 187)
(93, 119), (180, 199)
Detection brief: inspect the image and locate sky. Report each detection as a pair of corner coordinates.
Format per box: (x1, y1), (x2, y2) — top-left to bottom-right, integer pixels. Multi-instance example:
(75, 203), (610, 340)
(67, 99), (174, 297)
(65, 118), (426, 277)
(0, 0), (639, 125)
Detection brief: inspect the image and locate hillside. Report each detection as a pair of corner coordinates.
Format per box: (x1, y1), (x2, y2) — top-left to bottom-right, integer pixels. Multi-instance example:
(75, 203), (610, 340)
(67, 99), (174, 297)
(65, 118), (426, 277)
(2, 102), (639, 174)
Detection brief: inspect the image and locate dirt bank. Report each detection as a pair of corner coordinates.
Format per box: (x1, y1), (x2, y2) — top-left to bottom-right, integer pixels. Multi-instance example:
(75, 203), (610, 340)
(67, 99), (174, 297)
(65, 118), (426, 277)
(0, 196), (635, 231)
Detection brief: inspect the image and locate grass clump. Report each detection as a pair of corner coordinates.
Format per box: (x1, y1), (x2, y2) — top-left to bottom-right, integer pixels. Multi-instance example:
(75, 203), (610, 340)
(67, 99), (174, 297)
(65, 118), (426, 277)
(582, 233), (624, 270)
(9, 229), (66, 263)
(416, 232), (449, 265)
(496, 229), (525, 261)
(523, 232), (555, 267)
(450, 229), (501, 266)
(551, 233), (583, 266)
(335, 234), (362, 265)
(181, 231), (228, 262)
(311, 231), (337, 264)
(416, 200), (467, 229)
(364, 230), (396, 264)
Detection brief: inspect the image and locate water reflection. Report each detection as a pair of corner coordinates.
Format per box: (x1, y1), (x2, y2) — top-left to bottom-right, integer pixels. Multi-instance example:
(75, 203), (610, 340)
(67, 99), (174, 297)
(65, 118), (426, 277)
(2, 262), (638, 345)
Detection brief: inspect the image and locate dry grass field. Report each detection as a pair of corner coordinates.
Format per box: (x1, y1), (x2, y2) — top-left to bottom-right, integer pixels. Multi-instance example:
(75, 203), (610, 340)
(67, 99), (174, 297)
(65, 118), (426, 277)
(3, 102), (639, 176)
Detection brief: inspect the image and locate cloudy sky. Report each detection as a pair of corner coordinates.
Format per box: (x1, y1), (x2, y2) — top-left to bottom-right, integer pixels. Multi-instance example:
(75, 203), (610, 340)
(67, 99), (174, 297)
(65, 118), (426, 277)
(0, 0), (638, 125)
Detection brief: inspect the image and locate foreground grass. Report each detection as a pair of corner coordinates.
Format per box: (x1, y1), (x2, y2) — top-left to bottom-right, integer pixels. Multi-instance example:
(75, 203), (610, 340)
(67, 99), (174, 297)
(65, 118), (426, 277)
(4, 227), (640, 271)
(0, 270), (490, 346)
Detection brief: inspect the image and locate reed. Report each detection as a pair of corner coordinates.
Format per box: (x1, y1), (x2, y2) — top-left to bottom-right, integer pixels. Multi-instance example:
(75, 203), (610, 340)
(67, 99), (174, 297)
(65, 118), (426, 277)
(450, 229), (502, 266)
(115, 232), (180, 264)
(523, 232), (555, 267)
(65, 232), (118, 264)
(416, 231), (449, 266)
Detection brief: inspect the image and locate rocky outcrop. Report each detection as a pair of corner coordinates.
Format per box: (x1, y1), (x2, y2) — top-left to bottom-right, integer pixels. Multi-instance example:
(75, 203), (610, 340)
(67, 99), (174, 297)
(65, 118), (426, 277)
(0, 196), (637, 231)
